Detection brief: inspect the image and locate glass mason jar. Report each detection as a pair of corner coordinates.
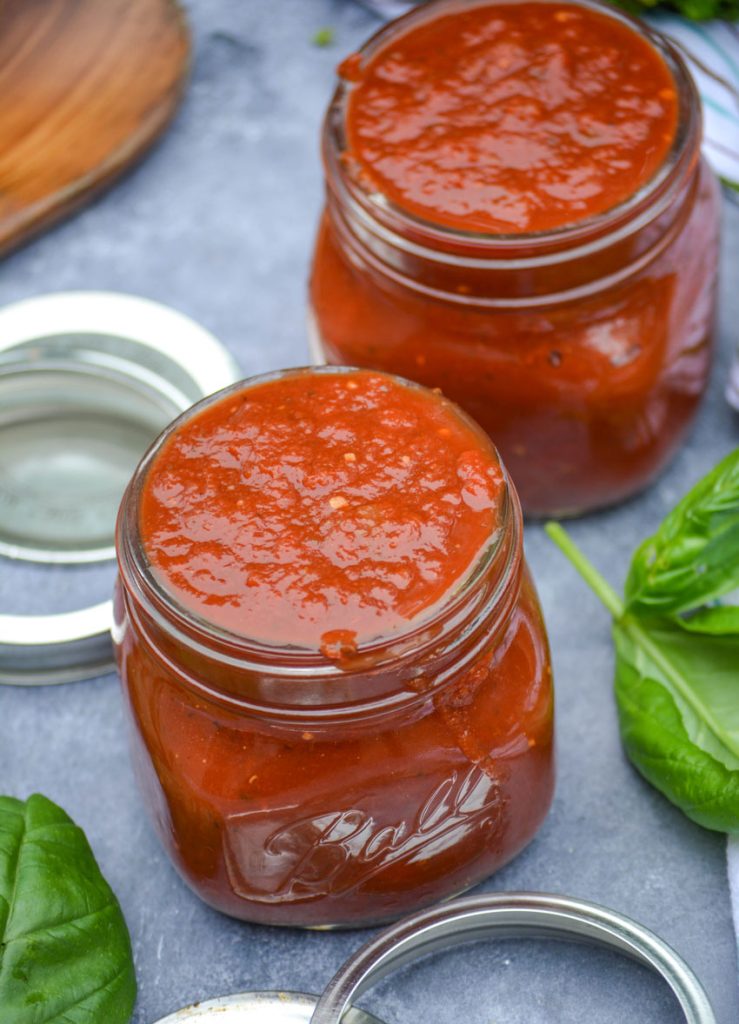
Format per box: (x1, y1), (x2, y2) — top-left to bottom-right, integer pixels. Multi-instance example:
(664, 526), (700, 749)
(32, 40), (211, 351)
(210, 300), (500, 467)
(308, 0), (720, 517)
(114, 370), (554, 929)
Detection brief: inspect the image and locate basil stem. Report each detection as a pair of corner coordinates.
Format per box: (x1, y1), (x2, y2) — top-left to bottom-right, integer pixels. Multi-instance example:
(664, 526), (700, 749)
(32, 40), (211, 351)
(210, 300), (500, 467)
(544, 522), (624, 618)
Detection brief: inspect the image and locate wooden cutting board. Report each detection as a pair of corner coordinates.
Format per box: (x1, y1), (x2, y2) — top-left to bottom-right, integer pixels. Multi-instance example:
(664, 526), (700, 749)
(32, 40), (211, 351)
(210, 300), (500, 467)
(0, 0), (190, 257)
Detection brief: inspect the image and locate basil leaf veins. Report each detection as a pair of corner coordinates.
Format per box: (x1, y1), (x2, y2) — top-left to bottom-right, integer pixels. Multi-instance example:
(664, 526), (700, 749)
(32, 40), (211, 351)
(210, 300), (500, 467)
(546, 447), (739, 833)
(0, 793), (137, 1023)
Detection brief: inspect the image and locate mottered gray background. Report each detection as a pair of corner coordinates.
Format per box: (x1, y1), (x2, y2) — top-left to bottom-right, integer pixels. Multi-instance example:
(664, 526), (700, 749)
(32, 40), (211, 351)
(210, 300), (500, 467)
(0, 2), (738, 1022)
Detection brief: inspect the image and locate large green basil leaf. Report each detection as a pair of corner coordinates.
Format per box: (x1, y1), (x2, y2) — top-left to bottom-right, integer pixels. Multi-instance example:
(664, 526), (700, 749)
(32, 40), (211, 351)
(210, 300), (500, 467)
(624, 448), (739, 617)
(613, 616), (739, 831)
(0, 793), (136, 1024)
(547, 446), (739, 837)
(614, 661), (739, 833)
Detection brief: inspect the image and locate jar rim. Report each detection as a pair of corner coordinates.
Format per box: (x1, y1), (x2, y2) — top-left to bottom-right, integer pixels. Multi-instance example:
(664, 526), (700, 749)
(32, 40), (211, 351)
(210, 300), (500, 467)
(115, 365), (523, 694)
(323, 0), (702, 259)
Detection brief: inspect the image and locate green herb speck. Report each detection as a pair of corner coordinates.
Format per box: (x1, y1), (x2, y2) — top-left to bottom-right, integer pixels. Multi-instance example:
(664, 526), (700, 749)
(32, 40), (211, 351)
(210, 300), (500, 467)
(312, 27), (335, 47)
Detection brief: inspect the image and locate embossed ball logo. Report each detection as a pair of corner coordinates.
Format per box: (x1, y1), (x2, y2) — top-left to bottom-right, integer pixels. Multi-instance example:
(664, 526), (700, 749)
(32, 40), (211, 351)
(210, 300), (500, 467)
(223, 766), (504, 903)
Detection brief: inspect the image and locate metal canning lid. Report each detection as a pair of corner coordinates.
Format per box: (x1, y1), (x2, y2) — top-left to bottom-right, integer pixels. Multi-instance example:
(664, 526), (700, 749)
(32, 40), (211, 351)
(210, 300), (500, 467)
(311, 892), (717, 1024)
(0, 291), (240, 686)
(151, 990), (384, 1024)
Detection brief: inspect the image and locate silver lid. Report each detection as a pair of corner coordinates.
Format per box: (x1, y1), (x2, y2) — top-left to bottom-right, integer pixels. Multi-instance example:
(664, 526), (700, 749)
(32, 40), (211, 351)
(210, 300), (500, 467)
(0, 291), (240, 685)
(152, 990), (383, 1024)
(311, 892), (716, 1024)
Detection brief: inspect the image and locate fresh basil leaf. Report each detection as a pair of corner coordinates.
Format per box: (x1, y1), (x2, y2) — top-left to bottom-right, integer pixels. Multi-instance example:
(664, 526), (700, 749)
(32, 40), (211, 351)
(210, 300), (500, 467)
(613, 617), (739, 773)
(0, 793), (136, 1024)
(677, 605), (739, 635)
(614, 660), (739, 833)
(546, 459), (739, 837)
(624, 448), (739, 617)
(311, 26), (334, 46)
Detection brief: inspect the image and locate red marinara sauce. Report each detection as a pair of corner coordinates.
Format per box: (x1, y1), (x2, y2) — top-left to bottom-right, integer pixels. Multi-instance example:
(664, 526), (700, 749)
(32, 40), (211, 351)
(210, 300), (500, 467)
(309, 0), (720, 517)
(115, 368), (554, 927)
(140, 370), (504, 652)
(343, 2), (678, 235)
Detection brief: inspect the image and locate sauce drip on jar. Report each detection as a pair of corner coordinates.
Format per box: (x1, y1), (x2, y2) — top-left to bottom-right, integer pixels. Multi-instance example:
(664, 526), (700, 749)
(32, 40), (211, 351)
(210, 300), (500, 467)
(140, 368), (505, 653)
(343, 1), (678, 234)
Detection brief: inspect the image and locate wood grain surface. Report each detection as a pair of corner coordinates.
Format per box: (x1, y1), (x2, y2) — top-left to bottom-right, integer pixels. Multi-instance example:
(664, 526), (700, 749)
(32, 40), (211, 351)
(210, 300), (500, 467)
(0, 0), (190, 257)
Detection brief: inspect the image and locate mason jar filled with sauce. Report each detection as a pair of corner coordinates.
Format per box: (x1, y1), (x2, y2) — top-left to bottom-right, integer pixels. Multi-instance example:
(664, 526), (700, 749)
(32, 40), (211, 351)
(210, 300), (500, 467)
(309, 0), (720, 517)
(114, 367), (553, 928)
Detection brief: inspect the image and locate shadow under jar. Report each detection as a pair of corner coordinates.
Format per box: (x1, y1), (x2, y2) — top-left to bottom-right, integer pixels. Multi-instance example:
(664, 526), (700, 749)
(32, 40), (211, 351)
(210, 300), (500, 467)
(114, 367), (553, 928)
(309, 0), (720, 518)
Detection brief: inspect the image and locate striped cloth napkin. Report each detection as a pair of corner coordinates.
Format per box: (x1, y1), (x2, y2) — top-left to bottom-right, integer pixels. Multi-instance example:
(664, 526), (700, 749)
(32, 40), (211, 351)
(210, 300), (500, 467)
(649, 14), (739, 194)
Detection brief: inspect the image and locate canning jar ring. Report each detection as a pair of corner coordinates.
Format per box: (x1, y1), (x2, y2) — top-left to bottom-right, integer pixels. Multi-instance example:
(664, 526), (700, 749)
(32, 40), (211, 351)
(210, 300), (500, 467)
(310, 892), (716, 1024)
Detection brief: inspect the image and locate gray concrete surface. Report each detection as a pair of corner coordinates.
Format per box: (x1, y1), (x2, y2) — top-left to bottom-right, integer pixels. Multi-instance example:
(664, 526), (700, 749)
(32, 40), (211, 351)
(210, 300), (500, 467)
(0, 1), (738, 1022)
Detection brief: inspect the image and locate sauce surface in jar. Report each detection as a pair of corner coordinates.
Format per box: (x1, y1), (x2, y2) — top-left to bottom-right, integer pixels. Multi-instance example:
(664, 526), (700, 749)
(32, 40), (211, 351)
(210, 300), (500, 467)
(117, 369), (554, 927)
(344, 1), (678, 234)
(141, 368), (504, 652)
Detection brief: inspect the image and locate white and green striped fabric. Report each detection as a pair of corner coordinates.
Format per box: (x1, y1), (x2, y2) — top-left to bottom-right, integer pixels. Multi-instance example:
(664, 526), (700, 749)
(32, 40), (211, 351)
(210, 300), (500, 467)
(649, 14), (739, 193)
